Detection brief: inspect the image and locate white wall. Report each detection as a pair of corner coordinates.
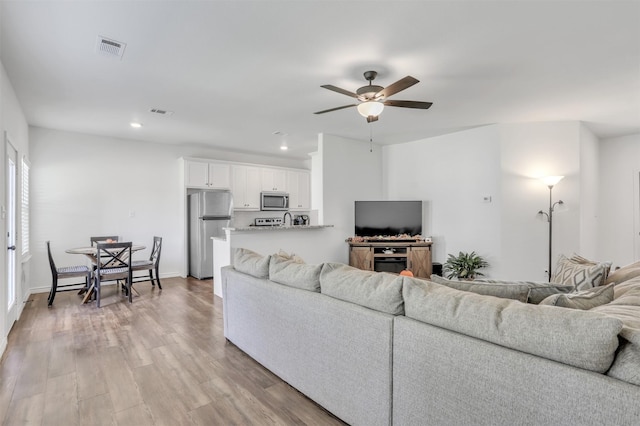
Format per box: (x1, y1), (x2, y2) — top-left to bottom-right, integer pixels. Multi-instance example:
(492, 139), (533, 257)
(578, 123), (600, 258)
(384, 121), (589, 280)
(317, 133), (383, 263)
(383, 125), (502, 274)
(0, 59), (30, 353)
(599, 133), (640, 266)
(29, 126), (308, 292)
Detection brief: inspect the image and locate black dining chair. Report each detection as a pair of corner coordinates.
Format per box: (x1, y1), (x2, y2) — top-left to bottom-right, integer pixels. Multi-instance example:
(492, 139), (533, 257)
(94, 242), (133, 307)
(132, 236), (163, 289)
(90, 235), (120, 267)
(46, 241), (92, 307)
(90, 235), (119, 245)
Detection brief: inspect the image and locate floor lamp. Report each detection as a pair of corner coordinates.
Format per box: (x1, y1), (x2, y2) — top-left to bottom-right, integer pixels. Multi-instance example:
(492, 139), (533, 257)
(537, 176), (564, 282)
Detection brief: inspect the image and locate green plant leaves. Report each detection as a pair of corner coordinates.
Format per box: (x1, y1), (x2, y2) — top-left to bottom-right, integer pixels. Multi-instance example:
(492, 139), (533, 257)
(443, 251), (489, 279)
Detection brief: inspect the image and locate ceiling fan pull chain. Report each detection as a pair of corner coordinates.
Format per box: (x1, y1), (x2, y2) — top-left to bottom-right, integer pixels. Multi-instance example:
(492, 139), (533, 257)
(370, 125), (373, 153)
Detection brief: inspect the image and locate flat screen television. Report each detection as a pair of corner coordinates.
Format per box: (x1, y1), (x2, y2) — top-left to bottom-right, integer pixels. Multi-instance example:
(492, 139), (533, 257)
(355, 200), (423, 238)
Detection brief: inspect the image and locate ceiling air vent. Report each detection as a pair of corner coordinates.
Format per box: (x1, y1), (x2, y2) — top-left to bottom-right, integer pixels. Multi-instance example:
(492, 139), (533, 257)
(149, 108), (174, 116)
(96, 36), (126, 59)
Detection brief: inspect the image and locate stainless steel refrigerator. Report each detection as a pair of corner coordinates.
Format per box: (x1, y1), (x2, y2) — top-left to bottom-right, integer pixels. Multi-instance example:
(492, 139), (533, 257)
(188, 190), (233, 279)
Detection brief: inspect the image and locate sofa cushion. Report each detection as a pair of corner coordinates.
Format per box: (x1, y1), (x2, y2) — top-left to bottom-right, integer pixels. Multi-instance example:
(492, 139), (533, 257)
(320, 263), (404, 315)
(429, 275), (529, 303)
(233, 248), (270, 279)
(269, 254), (321, 292)
(403, 277), (623, 373)
(539, 284), (614, 310)
(552, 254), (611, 290)
(606, 261), (640, 286)
(473, 278), (574, 304)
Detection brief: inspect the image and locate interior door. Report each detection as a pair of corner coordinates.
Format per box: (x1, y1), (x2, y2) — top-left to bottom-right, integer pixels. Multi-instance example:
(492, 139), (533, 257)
(5, 137), (18, 330)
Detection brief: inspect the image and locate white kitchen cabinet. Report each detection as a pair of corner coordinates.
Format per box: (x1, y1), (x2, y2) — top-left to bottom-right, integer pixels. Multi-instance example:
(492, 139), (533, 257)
(261, 168), (288, 192)
(232, 165), (261, 210)
(287, 170), (310, 210)
(185, 160), (231, 189)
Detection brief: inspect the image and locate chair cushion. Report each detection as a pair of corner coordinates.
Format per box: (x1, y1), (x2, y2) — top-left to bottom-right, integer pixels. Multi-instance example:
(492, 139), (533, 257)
(474, 278), (575, 304)
(57, 265), (90, 274)
(605, 261), (640, 285)
(131, 259), (154, 270)
(99, 267), (130, 275)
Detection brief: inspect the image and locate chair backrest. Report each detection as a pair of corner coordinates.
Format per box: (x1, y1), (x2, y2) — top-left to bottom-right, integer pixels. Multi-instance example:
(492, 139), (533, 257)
(46, 241), (57, 275)
(90, 236), (119, 246)
(149, 236), (162, 264)
(96, 242), (132, 277)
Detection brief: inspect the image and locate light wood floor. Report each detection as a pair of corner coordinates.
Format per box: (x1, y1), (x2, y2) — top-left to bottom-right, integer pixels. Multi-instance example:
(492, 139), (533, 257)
(0, 277), (346, 425)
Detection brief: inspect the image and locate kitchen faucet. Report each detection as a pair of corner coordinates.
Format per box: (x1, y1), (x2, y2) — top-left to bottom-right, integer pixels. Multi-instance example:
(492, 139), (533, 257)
(283, 211), (292, 226)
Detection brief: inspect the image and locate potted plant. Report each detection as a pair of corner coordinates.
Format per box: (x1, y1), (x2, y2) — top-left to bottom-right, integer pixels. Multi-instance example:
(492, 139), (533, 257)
(443, 251), (489, 280)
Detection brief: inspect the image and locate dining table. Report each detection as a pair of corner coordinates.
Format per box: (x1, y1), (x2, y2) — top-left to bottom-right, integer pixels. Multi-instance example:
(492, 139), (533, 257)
(66, 244), (146, 303)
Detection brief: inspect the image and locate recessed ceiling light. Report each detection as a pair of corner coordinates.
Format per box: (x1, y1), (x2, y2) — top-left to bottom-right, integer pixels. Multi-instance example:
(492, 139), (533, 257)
(130, 122), (143, 128)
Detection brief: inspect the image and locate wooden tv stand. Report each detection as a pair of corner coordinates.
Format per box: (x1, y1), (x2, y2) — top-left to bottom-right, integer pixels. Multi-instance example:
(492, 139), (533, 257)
(348, 240), (432, 278)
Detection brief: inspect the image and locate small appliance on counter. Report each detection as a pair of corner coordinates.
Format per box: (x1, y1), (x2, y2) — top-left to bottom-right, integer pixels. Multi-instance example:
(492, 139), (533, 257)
(254, 217), (283, 227)
(294, 215), (309, 225)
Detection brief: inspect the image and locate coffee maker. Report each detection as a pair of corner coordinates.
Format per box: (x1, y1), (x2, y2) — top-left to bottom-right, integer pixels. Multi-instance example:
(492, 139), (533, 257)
(294, 215), (310, 225)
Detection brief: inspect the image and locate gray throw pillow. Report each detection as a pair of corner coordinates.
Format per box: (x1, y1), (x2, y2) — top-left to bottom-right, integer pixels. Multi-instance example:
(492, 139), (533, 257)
(539, 284), (614, 309)
(233, 248), (270, 279)
(476, 278), (574, 304)
(269, 254), (321, 292)
(320, 262), (404, 315)
(403, 277), (623, 373)
(552, 254), (612, 290)
(430, 275), (529, 303)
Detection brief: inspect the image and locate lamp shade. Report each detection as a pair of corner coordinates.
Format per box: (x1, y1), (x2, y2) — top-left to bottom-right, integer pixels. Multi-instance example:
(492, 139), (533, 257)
(357, 101), (384, 118)
(540, 175), (564, 187)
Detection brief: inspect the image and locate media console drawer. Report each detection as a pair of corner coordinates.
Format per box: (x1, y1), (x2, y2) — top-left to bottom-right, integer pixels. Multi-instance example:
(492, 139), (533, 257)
(348, 241), (432, 278)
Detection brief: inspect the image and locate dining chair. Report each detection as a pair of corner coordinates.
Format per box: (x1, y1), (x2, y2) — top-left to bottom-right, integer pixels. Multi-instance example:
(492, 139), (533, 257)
(46, 241), (92, 307)
(90, 235), (120, 267)
(132, 236), (163, 289)
(90, 235), (119, 245)
(94, 242), (133, 307)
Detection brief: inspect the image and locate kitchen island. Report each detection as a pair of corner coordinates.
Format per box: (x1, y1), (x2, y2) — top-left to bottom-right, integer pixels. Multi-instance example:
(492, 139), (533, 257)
(212, 224), (334, 298)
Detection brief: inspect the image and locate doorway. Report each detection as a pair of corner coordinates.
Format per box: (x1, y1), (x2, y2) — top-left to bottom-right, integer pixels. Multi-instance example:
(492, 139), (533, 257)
(5, 135), (18, 332)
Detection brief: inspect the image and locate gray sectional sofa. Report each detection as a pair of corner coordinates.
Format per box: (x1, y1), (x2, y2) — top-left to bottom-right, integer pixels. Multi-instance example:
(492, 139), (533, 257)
(221, 249), (640, 426)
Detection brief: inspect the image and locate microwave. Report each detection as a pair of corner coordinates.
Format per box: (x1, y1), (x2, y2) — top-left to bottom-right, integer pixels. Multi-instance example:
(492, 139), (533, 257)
(261, 192), (289, 211)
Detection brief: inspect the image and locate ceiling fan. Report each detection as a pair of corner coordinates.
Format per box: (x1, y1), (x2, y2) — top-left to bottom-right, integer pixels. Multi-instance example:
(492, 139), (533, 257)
(314, 70), (433, 123)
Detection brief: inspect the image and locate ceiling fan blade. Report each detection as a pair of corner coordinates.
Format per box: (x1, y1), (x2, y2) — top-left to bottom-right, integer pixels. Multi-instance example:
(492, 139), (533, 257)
(375, 76), (419, 99)
(383, 100), (433, 109)
(321, 84), (359, 98)
(314, 104), (357, 114)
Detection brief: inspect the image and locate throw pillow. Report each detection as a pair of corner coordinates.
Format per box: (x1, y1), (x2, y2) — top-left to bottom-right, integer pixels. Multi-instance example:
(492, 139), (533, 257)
(277, 249), (306, 264)
(605, 261), (640, 286)
(539, 283), (614, 310)
(429, 275), (529, 303)
(320, 262), (404, 315)
(233, 248), (270, 279)
(551, 254), (611, 290)
(269, 255), (321, 292)
(475, 278), (574, 304)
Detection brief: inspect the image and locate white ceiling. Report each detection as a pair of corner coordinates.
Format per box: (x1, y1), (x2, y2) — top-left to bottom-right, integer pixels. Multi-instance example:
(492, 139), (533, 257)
(1, 1), (639, 159)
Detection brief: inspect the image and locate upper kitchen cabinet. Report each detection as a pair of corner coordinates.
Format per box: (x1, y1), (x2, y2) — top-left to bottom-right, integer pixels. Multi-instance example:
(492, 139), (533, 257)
(261, 168), (288, 192)
(185, 160), (231, 189)
(232, 165), (261, 210)
(287, 170), (310, 211)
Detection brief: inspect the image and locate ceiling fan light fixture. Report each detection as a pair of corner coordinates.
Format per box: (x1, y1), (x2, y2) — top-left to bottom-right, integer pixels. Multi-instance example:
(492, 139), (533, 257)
(357, 101), (384, 118)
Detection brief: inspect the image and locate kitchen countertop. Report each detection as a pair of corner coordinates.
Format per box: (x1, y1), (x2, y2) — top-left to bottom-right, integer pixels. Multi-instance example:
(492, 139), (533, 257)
(224, 224), (334, 232)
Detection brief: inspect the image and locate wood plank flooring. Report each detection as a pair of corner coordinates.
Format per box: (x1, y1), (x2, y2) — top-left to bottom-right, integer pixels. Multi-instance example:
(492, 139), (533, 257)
(0, 277), (346, 425)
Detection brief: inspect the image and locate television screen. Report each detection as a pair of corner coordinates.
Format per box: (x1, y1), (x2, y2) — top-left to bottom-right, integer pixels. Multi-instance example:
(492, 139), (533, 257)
(355, 200), (422, 237)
